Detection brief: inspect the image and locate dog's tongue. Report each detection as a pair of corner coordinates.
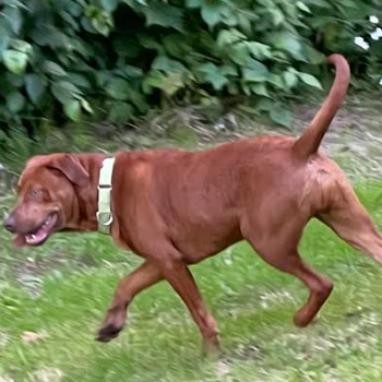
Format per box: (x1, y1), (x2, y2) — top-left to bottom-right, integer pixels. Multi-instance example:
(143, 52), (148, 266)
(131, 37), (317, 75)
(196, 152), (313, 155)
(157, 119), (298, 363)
(25, 227), (48, 245)
(13, 234), (26, 248)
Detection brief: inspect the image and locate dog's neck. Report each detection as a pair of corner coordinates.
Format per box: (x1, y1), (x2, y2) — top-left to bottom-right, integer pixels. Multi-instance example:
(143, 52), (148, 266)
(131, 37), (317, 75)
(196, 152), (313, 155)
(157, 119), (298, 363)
(71, 153), (107, 231)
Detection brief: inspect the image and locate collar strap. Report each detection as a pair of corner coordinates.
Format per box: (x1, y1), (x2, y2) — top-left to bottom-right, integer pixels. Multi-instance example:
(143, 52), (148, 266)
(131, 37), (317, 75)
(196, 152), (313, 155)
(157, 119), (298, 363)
(97, 157), (115, 234)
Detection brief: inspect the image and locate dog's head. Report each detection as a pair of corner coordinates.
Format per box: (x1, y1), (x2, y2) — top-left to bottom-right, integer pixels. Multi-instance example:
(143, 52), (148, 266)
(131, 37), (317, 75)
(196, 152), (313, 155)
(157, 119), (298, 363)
(4, 154), (90, 247)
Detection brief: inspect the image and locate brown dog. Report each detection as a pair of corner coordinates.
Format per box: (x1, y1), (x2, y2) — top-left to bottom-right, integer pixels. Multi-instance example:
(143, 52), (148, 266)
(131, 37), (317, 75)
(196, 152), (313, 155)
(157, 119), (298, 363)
(4, 54), (382, 353)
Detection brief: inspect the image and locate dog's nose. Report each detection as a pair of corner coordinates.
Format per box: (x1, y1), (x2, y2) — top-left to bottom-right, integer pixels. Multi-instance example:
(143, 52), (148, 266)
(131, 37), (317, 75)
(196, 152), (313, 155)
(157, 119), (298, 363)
(3, 214), (16, 232)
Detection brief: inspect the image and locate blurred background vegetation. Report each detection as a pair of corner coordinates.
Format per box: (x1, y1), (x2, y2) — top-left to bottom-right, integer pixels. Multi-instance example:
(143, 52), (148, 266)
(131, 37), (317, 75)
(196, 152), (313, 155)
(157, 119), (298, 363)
(0, 0), (381, 171)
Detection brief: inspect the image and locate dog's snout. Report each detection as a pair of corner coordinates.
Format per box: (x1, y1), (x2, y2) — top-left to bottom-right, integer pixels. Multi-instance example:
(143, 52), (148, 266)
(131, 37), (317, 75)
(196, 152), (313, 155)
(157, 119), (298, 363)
(4, 214), (16, 233)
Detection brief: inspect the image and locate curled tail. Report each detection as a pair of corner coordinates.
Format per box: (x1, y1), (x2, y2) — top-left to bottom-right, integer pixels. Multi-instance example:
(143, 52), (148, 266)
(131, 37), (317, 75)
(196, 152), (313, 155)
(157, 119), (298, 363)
(293, 54), (350, 159)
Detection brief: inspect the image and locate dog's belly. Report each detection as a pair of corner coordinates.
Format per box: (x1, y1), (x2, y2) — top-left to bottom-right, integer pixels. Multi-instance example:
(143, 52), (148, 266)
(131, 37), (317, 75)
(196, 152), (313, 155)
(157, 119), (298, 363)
(165, 213), (242, 264)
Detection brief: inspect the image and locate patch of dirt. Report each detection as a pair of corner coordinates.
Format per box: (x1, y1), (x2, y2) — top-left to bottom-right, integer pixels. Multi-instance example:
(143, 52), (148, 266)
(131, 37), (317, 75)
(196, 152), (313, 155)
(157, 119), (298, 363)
(28, 368), (63, 382)
(224, 341), (264, 363)
(10, 253), (76, 298)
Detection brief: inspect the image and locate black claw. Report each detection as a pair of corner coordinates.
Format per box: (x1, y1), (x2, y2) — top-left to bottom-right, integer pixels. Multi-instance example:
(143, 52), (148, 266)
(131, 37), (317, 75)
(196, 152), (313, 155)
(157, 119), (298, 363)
(96, 324), (123, 342)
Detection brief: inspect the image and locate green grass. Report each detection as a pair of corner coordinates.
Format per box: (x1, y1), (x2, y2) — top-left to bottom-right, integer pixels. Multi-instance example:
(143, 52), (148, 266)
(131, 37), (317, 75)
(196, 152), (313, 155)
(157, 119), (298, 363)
(1, 183), (382, 382)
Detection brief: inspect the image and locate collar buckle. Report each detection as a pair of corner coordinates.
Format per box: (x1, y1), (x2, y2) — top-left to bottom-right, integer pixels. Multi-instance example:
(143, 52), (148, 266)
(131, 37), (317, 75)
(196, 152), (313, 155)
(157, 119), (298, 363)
(96, 211), (113, 226)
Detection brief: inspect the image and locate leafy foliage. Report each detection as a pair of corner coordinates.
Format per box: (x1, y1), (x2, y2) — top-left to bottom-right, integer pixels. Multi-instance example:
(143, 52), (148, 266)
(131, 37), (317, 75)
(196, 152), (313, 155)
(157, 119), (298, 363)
(0, 0), (381, 133)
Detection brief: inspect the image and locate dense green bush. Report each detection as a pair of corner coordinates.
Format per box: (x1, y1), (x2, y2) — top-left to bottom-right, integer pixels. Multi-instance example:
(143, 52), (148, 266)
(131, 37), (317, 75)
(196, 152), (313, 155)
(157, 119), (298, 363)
(0, 0), (380, 137)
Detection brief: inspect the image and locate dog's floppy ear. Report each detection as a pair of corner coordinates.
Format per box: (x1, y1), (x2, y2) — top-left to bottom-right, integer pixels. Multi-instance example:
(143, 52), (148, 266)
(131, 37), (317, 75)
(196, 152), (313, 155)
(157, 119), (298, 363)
(47, 154), (89, 187)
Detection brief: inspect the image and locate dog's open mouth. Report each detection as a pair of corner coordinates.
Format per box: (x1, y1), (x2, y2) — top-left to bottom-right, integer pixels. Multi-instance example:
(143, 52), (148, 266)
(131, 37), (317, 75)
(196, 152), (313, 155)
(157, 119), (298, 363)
(17, 213), (58, 246)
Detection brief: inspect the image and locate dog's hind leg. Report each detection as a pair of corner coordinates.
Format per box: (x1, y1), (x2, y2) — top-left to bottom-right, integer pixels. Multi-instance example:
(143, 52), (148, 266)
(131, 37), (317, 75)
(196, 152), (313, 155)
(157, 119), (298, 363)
(319, 185), (382, 264)
(243, 218), (333, 327)
(259, 249), (333, 327)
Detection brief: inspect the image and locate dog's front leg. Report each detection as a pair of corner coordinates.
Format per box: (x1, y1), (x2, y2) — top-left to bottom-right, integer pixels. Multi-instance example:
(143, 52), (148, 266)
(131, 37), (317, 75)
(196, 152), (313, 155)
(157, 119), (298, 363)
(158, 259), (220, 355)
(97, 260), (162, 342)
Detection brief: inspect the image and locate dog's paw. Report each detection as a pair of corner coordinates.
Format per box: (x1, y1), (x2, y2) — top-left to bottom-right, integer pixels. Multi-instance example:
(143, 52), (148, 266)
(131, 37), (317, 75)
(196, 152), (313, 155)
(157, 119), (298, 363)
(96, 323), (123, 343)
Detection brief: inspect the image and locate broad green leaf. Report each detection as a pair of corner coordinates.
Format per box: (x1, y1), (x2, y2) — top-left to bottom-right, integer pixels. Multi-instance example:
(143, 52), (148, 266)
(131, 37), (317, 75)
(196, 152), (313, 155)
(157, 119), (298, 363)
(6, 92), (25, 113)
(79, 97), (93, 114)
(237, 13), (252, 35)
(268, 73), (285, 89)
(246, 42), (272, 59)
(105, 78), (132, 101)
(152, 56), (186, 74)
(0, 23), (10, 54)
(220, 7), (239, 27)
(201, 3), (225, 28)
(92, 19), (113, 36)
(217, 29), (246, 48)
(269, 8), (284, 26)
(31, 26), (69, 48)
(305, 46), (325, 64)
(231, 42), (251, 65)
(251, 83), (269, 97)
(242, 59), (269, 82)
(61, 10), (80, 31)
(108, 102), (134, 124)
(196, 63), (228, 90)
(143, 71), (184, 96)
(269, 31), (305, 61)
(51, 81), (82, 104)
(186, 0), (202, 8)
(43, 61), (67, 77)
(67, 73), (91, 89)
(296, 1), (311, 13)
(269, 105), (292, 127)
(123, 0), (147, 8)
(64, 99), (81, 121)
(10, 40), (32, 55)
(139, 35), (163, 51)
(121, 65), (143, 78)
(220, 65), (238, 76)
(160, 72), (185, 96)
(25, 74), (47, 104)
(282, 70), (298, 89)
(126, 89), (148, 113)
(95, 71), (112, 87)
(66, 1), (83, 16)
(3, 6), (22, 34)
(142, 71), (164, 94)
(298, 72), (322, 89)
(92, 12), (113, 36)
(256, 98), (274, 112)
(241, 83), (251, 96)
(142, 3), (184, 31)
(2, 50), (28, 75)
(101, 0), (119, 12)
(163, 34), (189, 58)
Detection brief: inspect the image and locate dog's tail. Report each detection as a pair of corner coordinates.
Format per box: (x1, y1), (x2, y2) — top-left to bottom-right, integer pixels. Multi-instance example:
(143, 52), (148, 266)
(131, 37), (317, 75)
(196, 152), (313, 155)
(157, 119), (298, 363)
(293, 54), (350, 160)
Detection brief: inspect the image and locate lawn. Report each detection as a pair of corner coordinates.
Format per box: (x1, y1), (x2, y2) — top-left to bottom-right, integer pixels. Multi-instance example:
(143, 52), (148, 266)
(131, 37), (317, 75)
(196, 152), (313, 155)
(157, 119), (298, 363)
(1, 182), (382, 382)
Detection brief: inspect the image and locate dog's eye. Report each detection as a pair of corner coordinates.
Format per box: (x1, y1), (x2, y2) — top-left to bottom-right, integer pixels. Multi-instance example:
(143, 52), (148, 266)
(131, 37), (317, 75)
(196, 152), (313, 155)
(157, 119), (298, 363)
(29, 188), (42, 199)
